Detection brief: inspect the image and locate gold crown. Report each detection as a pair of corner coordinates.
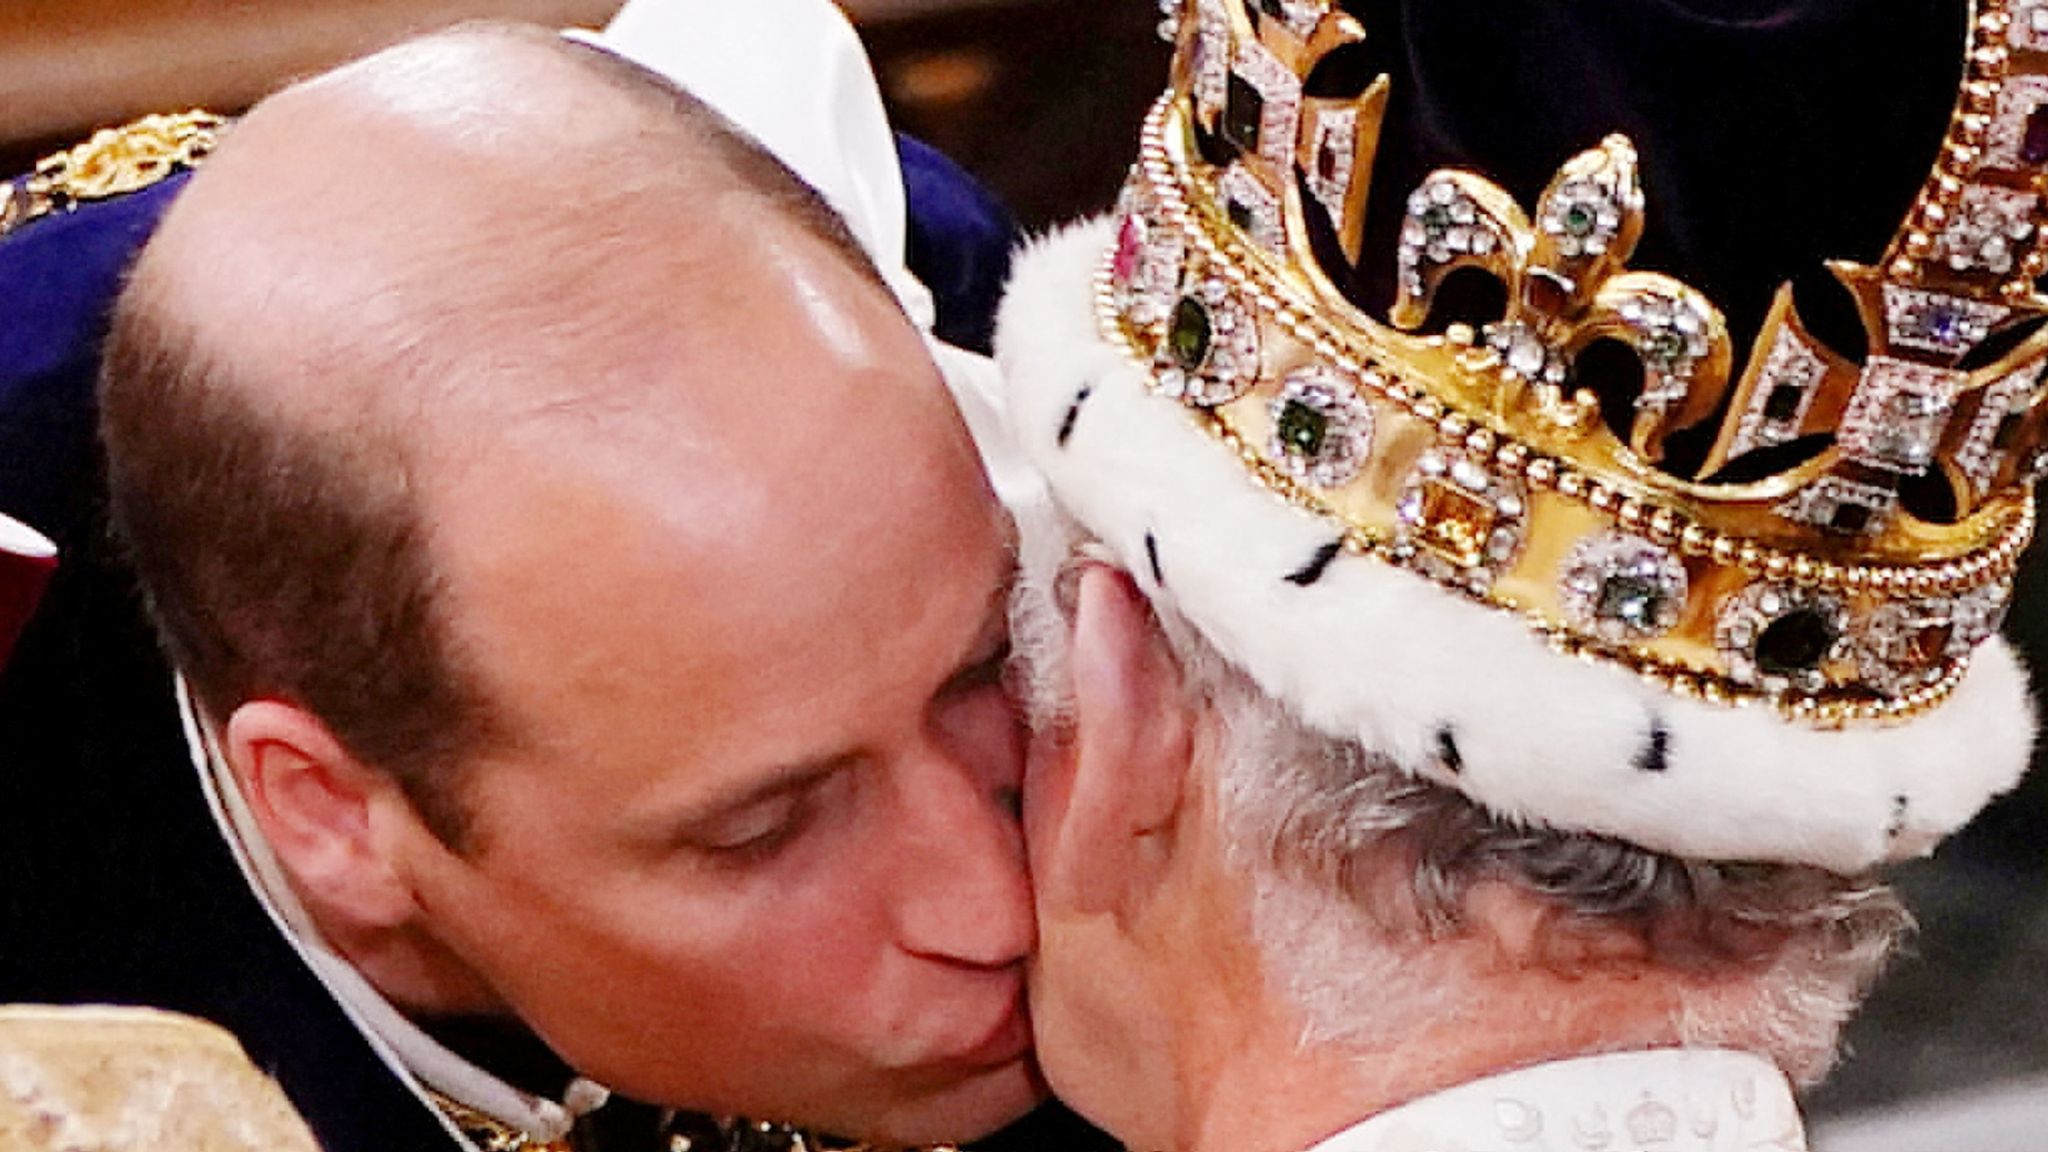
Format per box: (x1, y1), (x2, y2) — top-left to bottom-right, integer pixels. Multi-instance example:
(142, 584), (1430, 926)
(1100, 0), (2048, 724)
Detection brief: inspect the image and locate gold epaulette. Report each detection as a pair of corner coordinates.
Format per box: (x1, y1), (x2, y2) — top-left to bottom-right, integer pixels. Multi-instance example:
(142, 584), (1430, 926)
(0, 1005), (322, 1150)
(0, 110), (227, 239)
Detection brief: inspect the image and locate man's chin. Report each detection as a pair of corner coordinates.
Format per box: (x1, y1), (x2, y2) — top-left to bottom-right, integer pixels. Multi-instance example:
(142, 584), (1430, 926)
(860, 1057), (1047, 1146)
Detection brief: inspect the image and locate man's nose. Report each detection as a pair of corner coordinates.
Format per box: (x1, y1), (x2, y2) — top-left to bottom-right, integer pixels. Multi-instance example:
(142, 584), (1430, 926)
(888, 742), (1035, 969)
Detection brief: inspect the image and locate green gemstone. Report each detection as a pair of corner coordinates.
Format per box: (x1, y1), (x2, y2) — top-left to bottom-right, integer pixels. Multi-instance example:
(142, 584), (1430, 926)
(1755, 608), (1839, 678)
(1169, 297), (1214, 372)
(1227, 196), (1256, 233)
(1596, 574), (1666, 631)
(1420, 204), (1453, 234)
(1562, 203), (1596, 237)
(1643, 328), (1689, 368)
(1277, 399), (1329, 458)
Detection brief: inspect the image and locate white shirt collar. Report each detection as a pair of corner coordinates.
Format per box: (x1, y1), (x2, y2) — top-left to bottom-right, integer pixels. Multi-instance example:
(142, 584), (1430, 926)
(175, 677), (601, 1148)
(1305, 1048), (1806, 1152)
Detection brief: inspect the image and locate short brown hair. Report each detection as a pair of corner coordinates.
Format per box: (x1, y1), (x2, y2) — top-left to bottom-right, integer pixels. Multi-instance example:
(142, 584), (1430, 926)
(101, 23), (889, 847)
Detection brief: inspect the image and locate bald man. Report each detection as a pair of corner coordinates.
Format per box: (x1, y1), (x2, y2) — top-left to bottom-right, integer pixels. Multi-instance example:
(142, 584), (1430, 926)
(39, 22), (1045, 1152)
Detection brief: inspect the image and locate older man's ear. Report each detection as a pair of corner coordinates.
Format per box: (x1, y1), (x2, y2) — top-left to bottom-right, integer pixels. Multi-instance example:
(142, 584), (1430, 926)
(1041, 563), (1194, 926)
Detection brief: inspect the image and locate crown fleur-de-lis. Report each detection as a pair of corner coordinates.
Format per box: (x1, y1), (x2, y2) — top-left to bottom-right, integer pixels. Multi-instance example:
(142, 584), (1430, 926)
(1390, 137), (1733, 463)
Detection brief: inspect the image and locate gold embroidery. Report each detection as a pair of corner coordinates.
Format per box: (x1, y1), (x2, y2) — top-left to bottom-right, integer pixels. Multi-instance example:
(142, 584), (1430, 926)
(1, 111), (227, 238)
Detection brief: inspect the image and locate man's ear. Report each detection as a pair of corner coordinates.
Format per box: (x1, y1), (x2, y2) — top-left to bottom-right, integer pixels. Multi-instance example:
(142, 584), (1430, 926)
(222, 701), (419, 930)
(1058, 563), (1194, 921)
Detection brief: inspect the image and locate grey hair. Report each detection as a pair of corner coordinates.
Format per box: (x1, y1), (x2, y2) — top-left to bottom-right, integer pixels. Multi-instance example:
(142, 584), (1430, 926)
(1009, 504), (1909, 1085)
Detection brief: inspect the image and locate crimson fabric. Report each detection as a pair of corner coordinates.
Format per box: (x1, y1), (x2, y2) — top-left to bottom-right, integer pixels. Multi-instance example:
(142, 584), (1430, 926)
(0, 541), (54, 672)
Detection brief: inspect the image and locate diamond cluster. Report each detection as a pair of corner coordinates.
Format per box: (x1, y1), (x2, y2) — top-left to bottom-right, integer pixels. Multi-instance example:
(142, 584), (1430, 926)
(1716, 585), (1850, 695)
(1857, 583), (2011, 698)
(1882, 286), (2009, 358)
(1727, 327), (1827, 460)
(1305, 108), (1359, 228)
(1398, 178), (1503, 297)
(1621, 292), (1713, 413)
(1559, 533), (1689, 644)
(1957, 364), (2042, 496)
(1268, 368), (1374, 488)
(1988, 74), (2048, 169)
(1538, 174), (1626, 259)
(1777, 477), (1900, 537)
(2013, 0), (2048, 51)
(1155, 279), (1262, 405)
(1839, 358), (1963, 475)
(1219, 163), (1285, 252)
(1224, 39), (1303, 170)
(1936, 186), (2038, 276)
(1482, 320), (1568, 386)
(1110, 187), (1185, 328)
(1394, 449), (1527, 593)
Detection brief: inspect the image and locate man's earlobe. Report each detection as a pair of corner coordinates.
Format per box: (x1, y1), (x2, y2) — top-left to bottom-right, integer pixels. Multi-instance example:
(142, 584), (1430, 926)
(1063, 563), (1193, 917)
(223, 701), (417, 929)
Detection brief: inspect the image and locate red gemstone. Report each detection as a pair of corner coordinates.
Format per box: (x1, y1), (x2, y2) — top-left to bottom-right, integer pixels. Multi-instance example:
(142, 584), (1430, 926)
(1318, 141), (1343, 183)
(1113, 214), (1145, 285)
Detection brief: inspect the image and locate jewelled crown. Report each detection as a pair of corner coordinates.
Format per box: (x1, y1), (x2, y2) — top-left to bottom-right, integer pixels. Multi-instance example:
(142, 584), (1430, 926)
(1102, 0), (2048, 725)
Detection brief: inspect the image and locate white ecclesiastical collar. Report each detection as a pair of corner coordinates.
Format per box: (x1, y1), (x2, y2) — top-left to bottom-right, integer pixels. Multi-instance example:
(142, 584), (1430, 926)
(1305, 1048), (1805, 1152)
(175, 677), (605, 1149)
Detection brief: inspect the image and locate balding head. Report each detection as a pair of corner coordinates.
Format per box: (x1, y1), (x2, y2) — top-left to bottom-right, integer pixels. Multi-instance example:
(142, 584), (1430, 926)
(102, 22), (897, 841)
(148, 23), (887, 411)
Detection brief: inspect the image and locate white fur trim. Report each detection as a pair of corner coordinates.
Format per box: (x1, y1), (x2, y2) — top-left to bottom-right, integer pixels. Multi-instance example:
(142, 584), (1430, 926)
(997, 219), (2036, 872)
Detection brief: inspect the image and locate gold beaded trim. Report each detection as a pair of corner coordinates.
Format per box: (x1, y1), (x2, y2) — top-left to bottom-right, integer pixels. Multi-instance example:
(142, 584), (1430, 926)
(1887, 0), (2048, 295)
(1095, 253), (1984, 726)
(1128, 95), (2033, 598)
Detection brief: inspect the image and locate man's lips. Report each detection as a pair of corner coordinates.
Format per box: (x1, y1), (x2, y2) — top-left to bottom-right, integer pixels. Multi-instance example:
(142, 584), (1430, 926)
(948, 986), (1032, 1070)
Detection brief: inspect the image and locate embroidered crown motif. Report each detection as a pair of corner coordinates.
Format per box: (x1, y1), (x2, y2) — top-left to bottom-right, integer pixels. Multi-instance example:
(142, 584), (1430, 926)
(1102, 0), (2048, 724)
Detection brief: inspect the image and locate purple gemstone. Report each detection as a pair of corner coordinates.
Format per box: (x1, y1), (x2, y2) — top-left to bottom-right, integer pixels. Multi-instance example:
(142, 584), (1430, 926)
(1926, 304), (1963, 343)
(2023, 104), (2048, 166)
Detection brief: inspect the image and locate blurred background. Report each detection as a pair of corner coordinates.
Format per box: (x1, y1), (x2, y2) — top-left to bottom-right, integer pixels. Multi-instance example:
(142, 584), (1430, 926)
(0, 0), (1164, 226)
(3, 0), (2045, 1146)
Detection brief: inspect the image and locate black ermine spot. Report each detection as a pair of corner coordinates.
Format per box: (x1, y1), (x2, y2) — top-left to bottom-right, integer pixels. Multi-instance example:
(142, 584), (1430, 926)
(1435, 726), (1464, 774)
(1285, 538), (1346, 587)
(1633, 721), (1671, 774)
(1886, 795), (1910, 840)
(1057, 384), (1093, 448)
